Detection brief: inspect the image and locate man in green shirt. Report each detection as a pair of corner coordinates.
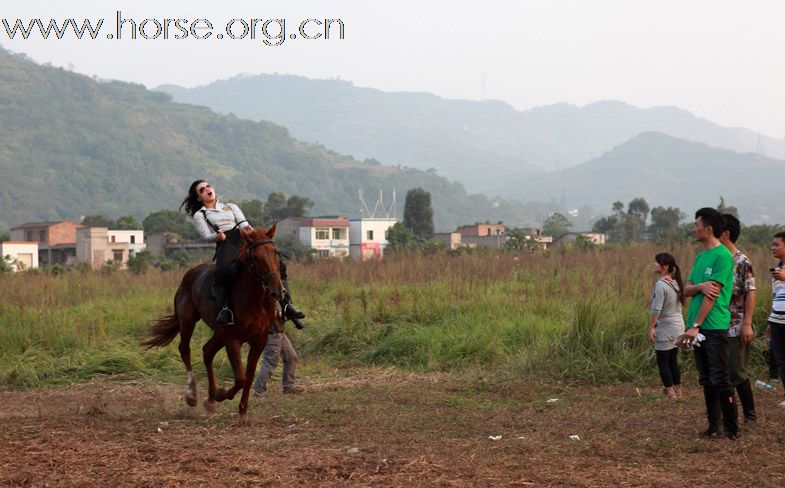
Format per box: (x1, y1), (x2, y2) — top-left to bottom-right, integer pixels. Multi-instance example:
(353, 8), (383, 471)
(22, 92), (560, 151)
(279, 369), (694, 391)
(679, 207), (738, 439)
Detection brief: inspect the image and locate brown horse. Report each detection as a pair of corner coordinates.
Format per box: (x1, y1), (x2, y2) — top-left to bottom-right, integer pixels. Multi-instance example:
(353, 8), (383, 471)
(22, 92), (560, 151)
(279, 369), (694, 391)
(143, 225), (284, 419)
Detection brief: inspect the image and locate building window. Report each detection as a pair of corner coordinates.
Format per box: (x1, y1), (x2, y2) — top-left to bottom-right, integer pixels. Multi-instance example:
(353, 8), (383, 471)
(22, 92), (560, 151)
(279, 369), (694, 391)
(315, 228), (329, 240)
(39, 230), (46, 241)
(113, 251), (123, 263)
(130, 235), (136, 244)
(27, 231), (33, 241)
(331, 228), (342, 240)
(318, 249), (330, 257)
(367, 230), (374, 241)
(111, 235), (116, 243)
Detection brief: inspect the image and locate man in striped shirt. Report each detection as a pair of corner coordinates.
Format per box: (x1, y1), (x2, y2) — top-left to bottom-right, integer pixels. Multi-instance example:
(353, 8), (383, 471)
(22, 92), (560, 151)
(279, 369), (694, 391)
(768, 231), (785, 407)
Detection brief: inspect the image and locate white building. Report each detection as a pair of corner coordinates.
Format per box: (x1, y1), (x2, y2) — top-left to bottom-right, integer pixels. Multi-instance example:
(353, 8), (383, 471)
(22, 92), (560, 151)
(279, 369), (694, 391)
(295, 217), (351, 258)
(349, 218), (397, 261)
(107, 230), (146, 256)
(0, 242), (39, 271)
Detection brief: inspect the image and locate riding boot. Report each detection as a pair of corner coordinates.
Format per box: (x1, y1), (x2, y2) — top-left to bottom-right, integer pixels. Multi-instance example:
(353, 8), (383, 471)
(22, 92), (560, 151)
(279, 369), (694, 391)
(718, 389), (739, 439)
(702, 386), (721, 436)
(735, 378), (757, 424)
(280, 280), (306, 328)
(211, 282), (234, 327)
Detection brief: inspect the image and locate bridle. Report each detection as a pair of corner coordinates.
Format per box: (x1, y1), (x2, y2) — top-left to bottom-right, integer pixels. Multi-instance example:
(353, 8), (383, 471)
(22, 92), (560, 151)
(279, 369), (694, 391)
(246, 240), (281, 296)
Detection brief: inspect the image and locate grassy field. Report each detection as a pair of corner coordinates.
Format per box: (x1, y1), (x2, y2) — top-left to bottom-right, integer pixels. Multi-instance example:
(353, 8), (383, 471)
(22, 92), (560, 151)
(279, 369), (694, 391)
(0, 243), (778, 389)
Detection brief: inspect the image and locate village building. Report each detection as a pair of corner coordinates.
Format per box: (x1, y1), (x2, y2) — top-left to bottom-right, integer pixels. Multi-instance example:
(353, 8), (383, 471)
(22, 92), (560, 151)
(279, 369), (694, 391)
(553, 232), (607, 248)
(0, 241), (39, 271)
(10, 220), (83, 265)
(349, 218), (397, 260)
(76, 227), (145, 270)
(278, 216), (351, 258)
(454, 223), (507, 249)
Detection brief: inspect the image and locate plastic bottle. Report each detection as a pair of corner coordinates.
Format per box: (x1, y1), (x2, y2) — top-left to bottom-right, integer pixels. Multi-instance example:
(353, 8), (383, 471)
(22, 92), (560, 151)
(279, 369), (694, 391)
(755, 380), (773, 390)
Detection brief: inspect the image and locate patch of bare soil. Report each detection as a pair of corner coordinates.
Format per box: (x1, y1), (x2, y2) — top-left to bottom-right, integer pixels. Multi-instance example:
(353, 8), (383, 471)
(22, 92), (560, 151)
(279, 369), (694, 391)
(1, 370), (784, 487)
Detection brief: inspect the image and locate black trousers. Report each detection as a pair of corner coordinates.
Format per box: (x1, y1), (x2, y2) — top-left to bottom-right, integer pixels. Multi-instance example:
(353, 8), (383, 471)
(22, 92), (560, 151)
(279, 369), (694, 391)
(769, 322), (785, 387)
(655, 348), (680, 388)
(694, 328), (738, 433)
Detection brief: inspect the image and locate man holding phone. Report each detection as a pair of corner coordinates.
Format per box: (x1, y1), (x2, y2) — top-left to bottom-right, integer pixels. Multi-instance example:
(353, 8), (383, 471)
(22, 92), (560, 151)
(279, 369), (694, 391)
(767, 232), (785, 407)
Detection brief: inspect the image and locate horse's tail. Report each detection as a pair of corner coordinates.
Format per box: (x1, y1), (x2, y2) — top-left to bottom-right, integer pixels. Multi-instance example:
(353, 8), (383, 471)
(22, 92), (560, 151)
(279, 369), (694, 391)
(142, 311), (180, 349)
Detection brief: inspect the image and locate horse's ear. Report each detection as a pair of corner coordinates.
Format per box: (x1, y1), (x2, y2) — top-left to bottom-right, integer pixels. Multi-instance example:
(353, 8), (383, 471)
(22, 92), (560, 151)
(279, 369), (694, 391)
(268, 222), (277, 238)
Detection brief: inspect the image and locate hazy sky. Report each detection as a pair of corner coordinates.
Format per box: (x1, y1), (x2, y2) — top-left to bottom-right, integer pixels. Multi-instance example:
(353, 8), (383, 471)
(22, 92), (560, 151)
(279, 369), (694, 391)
(3, 0), (784, 138)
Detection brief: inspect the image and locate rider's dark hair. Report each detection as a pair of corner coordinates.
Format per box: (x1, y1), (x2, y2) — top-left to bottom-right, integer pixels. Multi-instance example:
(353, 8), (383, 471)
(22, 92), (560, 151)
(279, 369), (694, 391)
(655, 252), (685, 305)
(181, 179), (207, 216)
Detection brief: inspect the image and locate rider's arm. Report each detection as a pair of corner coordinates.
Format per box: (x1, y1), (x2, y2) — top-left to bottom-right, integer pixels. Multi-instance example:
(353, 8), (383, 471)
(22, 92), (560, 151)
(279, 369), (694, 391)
(192, 212), (218, 242)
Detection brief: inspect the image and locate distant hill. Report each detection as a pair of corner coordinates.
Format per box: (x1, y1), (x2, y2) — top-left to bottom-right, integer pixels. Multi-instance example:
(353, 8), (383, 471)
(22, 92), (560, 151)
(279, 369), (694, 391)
(512, 132), (785, 224)
(158, 74), (785, 197)
(0, 48), (530, 231)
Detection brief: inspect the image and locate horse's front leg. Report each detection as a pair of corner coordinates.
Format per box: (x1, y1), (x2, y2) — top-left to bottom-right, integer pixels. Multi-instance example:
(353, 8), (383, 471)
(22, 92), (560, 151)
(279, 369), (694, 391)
(215, 339), (244, 402)
(238, 336), (267, 420)
(202, 335), (224, 413)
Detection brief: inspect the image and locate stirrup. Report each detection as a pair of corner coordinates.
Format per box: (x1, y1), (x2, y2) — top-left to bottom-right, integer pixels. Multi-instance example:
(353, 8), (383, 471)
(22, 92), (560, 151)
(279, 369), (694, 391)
(216, 306), (235, 327)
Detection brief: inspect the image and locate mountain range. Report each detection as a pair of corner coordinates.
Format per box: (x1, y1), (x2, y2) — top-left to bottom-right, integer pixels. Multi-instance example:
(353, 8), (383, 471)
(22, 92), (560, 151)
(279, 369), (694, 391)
(0, 48), (528, 231)
(159, 74), (785, 199)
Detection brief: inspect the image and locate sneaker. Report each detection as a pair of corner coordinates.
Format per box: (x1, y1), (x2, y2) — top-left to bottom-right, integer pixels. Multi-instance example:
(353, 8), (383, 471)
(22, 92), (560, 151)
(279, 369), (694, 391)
(252, 389), (265, 398)
(283, 385), (304, 394)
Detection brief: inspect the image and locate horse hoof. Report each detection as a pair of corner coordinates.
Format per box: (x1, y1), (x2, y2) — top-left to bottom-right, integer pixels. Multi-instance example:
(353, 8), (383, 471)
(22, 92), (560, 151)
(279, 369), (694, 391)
(185, 391), (197, 407)
(238, 414), (251, 426)
(203, 398), (216, 413)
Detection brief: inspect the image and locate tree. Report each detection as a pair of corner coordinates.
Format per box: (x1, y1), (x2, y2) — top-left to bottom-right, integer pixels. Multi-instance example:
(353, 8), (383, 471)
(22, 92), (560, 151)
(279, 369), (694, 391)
(284, 195), (314, 219)
(648, 206), (684, 243)
(238, 199), (265, 226)
(263, 192), (288, 223)
(112, 215), (142, 230)
(127, 249), (153, 274)
(627, 198), (650, 222)
(504, 228), (542, 252)
(260, 193), (314, 224)
(403, 188), (434, 238)
(0, 230), (9, 242)
(82, 214), (113, 228)
(542, 212), (572, 239)
(143, 209), (198, 240)
(386, 222), (417, 251)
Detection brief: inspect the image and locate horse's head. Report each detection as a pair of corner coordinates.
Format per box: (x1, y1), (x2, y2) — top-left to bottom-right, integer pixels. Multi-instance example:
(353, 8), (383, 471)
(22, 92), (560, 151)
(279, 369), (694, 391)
(240, 224), (285, 300)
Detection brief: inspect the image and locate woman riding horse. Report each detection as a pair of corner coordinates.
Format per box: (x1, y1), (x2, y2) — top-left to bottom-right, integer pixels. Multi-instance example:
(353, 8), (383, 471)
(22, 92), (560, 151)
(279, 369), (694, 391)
(181, 180), (306, 327)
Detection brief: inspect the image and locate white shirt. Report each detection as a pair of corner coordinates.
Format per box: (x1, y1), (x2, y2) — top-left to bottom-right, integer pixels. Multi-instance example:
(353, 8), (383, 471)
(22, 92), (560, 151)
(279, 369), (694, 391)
(192, 201), (250, 242)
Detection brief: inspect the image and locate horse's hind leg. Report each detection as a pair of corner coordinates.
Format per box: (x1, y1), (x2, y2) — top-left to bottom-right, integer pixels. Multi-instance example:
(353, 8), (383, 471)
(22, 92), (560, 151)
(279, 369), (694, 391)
(238, 339), (265, 420)
(215, 339), (244, 402)
(202, 334), (224, 413)
(178, 315), (199, 407)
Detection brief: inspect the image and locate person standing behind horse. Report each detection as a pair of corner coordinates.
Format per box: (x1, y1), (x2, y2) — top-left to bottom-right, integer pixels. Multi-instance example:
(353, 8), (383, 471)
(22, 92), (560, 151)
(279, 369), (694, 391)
(648, 253), (686, 400)
(181, 180), (307, 327)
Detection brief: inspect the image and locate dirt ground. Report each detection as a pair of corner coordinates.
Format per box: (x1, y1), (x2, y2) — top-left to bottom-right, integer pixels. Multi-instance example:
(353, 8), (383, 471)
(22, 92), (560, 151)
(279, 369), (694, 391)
(1, 368), (784, 487)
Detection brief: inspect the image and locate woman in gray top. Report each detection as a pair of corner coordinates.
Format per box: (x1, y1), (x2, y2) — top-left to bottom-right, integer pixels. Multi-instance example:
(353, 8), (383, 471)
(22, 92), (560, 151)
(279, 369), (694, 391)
(649, 252), (686, 399)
